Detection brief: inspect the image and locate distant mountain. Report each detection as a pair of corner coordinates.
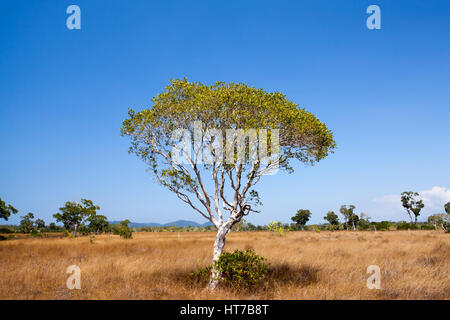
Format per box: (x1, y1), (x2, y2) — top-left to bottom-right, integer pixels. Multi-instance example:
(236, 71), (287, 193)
(108, 219), (213, 228)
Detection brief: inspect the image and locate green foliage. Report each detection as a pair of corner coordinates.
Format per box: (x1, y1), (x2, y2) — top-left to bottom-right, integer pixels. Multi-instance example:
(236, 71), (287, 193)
(429, 214), (450, 233)
(34, 218), (45, 231)
(48, 222), (59, 232)
(53, 199), (100, 237)
(120, 79), (336, 234)
(231, 218), (246, 232)
(291, 209), (311, 230)
(445, 202), (450, 214)
(30, 229), (43, 238)
(121, 79), (336, 169)
(87, 214), (109, 234)
(0, 197), (18, 221)
(323, 211), (339, 229)
(401, 191), (424, 224)
(0, 226), (14, 233)
(19, 212), (36, 233)
(213, 249), (268, 289)
(114, 219), (133, 239)
(339, 205), (359, 230)
(371, 221), (395, 231)
(268, 221), (285, 236)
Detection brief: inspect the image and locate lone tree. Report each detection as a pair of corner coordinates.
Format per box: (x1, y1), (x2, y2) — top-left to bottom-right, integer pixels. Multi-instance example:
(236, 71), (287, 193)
(323, 211), (339, 230)
(339, 205), (359, 230)
(19, 212), (35, 233)
(292, 209), (312, 230)
(87, 214), (109, 234)
(35, 218), (46, 232)
(445, 202), (450, 214)
(121, 79), (336, 289)
(401, 191), (424, 224)
(0, 197), (18, 221)
(53, 199), (100, 237)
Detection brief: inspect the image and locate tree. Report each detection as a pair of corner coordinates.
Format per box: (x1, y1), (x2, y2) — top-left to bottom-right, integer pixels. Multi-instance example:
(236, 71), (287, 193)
(121, 79), (336, 289)
(291, 209), (311, 230)
(35, 218), (46, 232)
(49, 222), (58, 232)
(0, 197), (18, 221)
(231, 218), (246, 232)
(323, 211), (339, 230)
(87, 214), (109, 234)
(358, 212), (370, 229)
(440, 214), (450, 233)
(445, 202), (450, 214)
(19, 213), (35, 233)
(339, 205), (358, 230)
(428, 214), (442, 230)
(53, 199), (100, 237)
(115, 219), (132, 238)
(401, 191), (424, 224)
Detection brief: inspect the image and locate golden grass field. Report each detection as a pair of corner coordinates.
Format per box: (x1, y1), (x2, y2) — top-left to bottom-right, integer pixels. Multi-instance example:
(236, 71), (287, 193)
(0, 230), (449, 300)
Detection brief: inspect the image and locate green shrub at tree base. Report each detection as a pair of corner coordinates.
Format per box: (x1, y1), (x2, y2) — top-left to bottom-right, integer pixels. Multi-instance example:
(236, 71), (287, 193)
(190, 249), (268, 290)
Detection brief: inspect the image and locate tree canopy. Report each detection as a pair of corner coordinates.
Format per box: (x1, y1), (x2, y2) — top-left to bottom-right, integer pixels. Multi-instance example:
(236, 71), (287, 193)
(53, 199), (100, 237)
(324, 211), (339, 228)
(401, 191), (424, 224)
(0, 197), (18, 221)
(121, 79), (335, 227)
(292, 209), (312, 230)
(339, 205), (359, 230)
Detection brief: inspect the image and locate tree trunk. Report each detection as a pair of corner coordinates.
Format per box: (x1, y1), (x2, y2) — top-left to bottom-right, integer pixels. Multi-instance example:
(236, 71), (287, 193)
(73, 224), (78, 237)
(208, 223), (232, 290)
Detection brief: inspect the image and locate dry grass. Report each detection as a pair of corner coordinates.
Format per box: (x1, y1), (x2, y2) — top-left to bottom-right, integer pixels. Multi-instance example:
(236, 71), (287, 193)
(0, 230), (449, 299)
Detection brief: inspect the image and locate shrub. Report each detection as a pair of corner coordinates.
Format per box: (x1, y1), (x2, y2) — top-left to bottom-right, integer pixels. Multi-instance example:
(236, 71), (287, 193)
(268, 221), (285, 236)
(188, 249), (269, 290)
(0, 227), (13, 234)
(30, 230), (43, 238)
(396, 221), (418, 230)
(117, 220), (133, 239)
(214, 249), (268, 289)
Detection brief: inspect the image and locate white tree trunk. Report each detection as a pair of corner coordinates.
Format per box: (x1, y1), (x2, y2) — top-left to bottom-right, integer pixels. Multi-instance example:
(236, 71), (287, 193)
(73, 223), (78, 237)
(208, 222), (232, 290)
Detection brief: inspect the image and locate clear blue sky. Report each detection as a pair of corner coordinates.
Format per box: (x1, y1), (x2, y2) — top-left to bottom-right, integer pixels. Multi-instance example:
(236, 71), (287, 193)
(1, 0), (449, 225)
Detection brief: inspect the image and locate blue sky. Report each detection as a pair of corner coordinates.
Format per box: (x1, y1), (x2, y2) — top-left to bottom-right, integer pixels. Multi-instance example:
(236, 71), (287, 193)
(1, 0), (449, 226)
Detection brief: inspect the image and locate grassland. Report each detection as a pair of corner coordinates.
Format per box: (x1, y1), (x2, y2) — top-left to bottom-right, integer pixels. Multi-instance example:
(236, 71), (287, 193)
(0, 230), (448, 299)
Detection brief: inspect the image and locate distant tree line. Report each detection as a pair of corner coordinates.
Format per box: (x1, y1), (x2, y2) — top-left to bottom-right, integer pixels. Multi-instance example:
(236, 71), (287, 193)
(1, 191), (449, 238)
(0, 197), (132, 239)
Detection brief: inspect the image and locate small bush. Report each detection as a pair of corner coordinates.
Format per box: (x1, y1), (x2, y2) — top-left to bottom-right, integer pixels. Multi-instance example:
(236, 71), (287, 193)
(0, 227), (13, 234)
(30, 230), (42, 238)
(115, 220), (133, 239)
(188, 249), (269, 290)
(214, 249), (268, 289)
(396, 221), (418, 230)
